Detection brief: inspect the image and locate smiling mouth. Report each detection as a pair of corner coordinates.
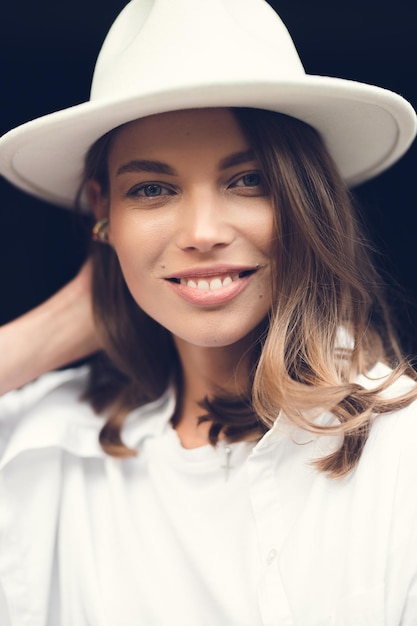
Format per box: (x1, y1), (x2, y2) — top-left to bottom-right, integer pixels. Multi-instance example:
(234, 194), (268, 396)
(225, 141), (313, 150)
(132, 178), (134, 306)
(166, 269), (256, 291)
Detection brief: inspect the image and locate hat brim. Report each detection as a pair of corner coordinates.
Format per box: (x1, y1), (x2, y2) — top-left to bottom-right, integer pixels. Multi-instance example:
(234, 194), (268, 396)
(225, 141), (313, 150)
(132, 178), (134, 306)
(0, 75), (415, 211)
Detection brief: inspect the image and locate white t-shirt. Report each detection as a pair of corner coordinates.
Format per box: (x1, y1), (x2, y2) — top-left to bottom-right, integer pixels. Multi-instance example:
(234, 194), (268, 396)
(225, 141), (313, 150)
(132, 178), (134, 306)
(57, 419), (263, 625)
(0, 364), (417, 625)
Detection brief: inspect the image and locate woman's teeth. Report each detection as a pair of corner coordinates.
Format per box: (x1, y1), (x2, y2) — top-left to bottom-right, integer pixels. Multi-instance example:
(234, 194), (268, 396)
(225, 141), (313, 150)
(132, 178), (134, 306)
(176, 270), (255, 291)
(180, 276), (235, 291)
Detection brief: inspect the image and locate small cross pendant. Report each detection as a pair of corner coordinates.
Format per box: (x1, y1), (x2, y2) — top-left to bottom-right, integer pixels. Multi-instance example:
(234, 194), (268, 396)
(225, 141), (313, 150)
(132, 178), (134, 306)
(221, 446), (234, 481)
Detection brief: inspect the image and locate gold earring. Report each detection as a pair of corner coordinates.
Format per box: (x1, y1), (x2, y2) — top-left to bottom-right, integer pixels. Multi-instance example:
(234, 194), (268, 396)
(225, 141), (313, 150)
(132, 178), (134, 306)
(92, 218), (109, 243)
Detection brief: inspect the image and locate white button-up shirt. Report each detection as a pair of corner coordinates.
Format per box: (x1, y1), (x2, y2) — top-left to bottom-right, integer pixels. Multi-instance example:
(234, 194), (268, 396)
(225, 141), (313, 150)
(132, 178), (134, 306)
(0, 364), (416, 625)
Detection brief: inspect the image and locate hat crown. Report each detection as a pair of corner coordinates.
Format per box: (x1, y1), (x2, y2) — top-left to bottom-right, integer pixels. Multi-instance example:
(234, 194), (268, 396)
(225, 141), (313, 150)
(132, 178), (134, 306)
(91, 0), (305, 101)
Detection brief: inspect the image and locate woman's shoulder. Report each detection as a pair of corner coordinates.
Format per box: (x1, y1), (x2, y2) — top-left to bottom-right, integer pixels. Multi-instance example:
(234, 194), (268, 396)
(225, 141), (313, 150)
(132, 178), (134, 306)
(0, 366), (105, 468)
(362, 360), (417, 432)
(0, 366), (91, 418)
(357, 362), (417, 476)
(0, 366), (175, 470)
(307, 362), (417, 485)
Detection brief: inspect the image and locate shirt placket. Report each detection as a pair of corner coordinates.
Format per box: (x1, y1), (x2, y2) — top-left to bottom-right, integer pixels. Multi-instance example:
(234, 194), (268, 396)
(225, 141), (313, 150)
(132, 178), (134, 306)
(247, 442), (295, 626)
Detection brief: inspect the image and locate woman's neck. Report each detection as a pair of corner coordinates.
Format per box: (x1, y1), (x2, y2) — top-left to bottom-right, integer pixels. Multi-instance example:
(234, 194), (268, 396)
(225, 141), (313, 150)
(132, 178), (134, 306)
(172, 337), (253, 448)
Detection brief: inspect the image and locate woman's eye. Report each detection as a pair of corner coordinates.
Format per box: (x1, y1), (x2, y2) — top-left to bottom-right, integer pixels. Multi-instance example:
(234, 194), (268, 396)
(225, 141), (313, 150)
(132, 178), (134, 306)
(143, 184), (163, 197)
(241, 173), (261, 187)
(126, 183), (172, 198)
(230, 171), (265, 192)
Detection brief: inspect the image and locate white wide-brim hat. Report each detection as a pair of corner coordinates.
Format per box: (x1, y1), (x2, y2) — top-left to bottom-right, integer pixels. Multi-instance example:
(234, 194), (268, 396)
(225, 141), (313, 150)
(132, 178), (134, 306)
(0, 0), (415, 211)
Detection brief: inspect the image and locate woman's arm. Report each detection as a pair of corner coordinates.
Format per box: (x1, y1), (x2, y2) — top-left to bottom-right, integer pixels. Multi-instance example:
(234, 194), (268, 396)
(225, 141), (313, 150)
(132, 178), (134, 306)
(0, 260), (101, 396)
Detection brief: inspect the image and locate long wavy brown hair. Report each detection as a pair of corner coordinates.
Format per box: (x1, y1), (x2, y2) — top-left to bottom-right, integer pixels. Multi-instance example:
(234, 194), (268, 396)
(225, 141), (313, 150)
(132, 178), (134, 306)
(79, 107), (417, 478)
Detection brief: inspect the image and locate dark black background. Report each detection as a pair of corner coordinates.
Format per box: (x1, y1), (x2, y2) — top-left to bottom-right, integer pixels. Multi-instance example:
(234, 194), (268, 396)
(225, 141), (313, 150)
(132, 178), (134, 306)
(1, 1), (416, 357)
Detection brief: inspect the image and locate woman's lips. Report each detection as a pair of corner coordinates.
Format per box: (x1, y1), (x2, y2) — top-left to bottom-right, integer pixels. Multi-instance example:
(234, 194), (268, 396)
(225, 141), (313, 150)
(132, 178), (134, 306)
(165, 268), (258, 305)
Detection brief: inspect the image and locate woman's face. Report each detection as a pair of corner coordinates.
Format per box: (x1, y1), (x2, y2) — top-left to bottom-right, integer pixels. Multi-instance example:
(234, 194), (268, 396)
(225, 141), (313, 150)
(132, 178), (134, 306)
(103, 108), (274, 349)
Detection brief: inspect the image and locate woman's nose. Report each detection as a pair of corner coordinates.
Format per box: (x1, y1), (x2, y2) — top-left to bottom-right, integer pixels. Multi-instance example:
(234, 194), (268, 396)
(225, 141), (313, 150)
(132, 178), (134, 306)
(176, 192), (234, 253)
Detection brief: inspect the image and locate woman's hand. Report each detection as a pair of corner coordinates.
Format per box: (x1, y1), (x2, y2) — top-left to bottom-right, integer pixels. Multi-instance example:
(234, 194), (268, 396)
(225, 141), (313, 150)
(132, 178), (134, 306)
(0, 259), (101, 396)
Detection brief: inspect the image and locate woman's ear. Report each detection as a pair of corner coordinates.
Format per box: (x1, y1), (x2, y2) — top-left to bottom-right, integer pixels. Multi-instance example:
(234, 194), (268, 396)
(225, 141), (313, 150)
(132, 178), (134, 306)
(87, 180), (112, 245)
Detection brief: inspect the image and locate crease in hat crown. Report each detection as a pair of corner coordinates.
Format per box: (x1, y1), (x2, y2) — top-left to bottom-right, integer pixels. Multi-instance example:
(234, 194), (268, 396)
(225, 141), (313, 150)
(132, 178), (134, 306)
(90, 0), (305, 101)
(0, 0), (415, 210)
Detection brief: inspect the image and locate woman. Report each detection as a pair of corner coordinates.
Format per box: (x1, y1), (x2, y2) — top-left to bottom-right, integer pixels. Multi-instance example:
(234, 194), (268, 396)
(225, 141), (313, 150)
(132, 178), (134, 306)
(0, 0), (416, 624)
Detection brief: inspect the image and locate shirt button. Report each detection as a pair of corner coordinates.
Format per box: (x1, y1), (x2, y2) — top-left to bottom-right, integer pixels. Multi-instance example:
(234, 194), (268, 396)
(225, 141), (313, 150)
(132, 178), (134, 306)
(266, 548), (278, 564)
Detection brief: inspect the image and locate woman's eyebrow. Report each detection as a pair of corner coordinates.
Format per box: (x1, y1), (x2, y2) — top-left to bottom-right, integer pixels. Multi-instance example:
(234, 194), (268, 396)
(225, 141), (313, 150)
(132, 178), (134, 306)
(218, 149), (256, 170)
(116, 150), (256, 177)
(116, 159), (177, 176)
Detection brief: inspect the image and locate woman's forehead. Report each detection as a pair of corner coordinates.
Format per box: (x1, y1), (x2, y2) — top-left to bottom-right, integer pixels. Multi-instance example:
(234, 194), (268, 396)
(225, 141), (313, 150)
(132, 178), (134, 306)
(108, 108), (252, 169)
